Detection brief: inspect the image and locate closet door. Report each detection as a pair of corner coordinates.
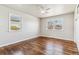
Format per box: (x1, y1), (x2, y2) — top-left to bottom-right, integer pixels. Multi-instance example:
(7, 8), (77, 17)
(75, 17), (79, 40)
(75, 4), (79, 50)
(75, 5), (79, 40)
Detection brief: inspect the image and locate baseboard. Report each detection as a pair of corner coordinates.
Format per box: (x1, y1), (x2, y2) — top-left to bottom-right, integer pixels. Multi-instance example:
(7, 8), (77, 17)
(0, 35), (75, 48)
(0, 35), (39, 47)
(40, 35), (74, 42)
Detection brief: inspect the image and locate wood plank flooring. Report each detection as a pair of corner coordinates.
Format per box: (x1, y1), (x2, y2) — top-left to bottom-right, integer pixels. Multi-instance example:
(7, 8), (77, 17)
(0, 36), (78, 55)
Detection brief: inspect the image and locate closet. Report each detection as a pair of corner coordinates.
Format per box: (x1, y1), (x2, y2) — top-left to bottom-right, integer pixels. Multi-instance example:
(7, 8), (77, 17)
(74, 4), (79, 51)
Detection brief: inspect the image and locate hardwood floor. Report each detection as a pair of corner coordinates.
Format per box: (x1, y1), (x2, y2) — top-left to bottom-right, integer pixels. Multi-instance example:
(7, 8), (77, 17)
(0, 36), (78, 55)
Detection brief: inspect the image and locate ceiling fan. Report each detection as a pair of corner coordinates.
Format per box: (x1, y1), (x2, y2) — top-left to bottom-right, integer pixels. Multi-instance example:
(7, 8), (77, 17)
(39, 5), (51, 14)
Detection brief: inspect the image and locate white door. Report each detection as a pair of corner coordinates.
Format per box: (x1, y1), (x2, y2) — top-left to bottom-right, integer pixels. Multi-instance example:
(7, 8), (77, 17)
(75, 5), (79, 50)
(75, 17), (79, 41)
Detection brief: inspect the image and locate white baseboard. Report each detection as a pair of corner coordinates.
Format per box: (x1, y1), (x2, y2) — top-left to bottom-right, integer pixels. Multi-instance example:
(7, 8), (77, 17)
(0, 35), (75, 48)
(0, 35), (39, 47)
(40, 35), (74, 41)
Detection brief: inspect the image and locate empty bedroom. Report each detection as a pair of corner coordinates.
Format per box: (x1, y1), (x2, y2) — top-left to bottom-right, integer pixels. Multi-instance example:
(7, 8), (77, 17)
(0, 4), (79, 55)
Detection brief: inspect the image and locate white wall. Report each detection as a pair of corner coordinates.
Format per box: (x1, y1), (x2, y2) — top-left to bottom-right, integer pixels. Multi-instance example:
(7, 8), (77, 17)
(0, 5), (40, 47)
(40, 13), (74, 41)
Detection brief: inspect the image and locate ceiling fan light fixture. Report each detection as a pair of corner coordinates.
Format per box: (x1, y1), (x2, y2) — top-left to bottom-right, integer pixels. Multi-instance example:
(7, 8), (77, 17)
(41, 10), (46, 14)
